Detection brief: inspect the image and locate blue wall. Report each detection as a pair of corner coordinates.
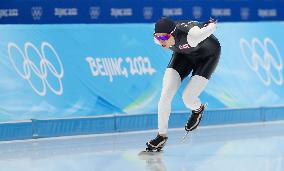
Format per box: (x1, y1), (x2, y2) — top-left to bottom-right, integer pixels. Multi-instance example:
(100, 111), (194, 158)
(0, 0), (284, 24)
(0, 21), (284, 141)
(0, 22), (284, 122)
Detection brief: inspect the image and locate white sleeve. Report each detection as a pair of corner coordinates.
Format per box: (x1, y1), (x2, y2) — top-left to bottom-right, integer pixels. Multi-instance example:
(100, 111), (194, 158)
(187, 23), (216, 47)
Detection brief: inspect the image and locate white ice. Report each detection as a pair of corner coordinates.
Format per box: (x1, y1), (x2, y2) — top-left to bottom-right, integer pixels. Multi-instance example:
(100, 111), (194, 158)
(0, 121), (283, 171)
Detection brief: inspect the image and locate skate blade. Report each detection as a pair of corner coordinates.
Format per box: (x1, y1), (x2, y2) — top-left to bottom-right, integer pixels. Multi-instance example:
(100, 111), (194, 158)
(138, 150), (163, 160)
(138, 149), (162, 156)
(181, 103), (207, 143)
(203, 103), (208, 109)
(139, 150), (162, 154)
(181, 131), (190, 143)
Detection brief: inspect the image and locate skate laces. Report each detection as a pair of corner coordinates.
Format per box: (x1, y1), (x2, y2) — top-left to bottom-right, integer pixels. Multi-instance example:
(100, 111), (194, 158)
(187, 106), (204, 126)
(193, 105), (204, 114)
(155, 135), (164, 141)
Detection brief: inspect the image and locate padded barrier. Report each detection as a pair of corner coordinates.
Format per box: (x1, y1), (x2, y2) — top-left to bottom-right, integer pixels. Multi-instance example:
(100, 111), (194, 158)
(0, 106), (283, 141)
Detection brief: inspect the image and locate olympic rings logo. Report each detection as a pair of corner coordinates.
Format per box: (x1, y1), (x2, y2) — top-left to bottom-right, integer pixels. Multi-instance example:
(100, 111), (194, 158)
(240, 38), (283, 86)
(8, 42), (64, 96)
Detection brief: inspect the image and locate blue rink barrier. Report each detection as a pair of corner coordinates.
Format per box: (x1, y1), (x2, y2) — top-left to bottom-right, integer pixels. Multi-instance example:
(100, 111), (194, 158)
(0, 121), (33, 141)
(0, 107), (284, 141)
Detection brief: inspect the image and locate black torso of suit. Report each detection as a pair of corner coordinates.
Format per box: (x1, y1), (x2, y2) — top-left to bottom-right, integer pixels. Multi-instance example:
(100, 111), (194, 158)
(166, 20), (221, 80)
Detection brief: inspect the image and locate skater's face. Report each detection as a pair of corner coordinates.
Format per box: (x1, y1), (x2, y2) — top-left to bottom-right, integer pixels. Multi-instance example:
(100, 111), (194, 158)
(154, 33), (175, 48)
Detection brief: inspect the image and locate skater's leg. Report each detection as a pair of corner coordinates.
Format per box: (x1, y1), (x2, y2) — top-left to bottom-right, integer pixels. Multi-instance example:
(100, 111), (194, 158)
(158, 53), (193, 136)
(158, 68), (181, 135)
(182, 53), (220, 131)
(147, 53), (193, 150)
(182, 75), (208, 111)
(182, 52), (220, 110)
(182, 75), (208, 131)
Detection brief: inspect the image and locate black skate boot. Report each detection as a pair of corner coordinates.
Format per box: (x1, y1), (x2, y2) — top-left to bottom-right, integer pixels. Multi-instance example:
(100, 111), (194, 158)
(146, 134), (168, 152)
(185, 104), (206, 131)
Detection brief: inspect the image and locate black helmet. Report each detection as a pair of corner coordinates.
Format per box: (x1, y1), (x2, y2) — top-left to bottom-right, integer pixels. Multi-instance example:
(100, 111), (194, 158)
(154, 17), (176, 34)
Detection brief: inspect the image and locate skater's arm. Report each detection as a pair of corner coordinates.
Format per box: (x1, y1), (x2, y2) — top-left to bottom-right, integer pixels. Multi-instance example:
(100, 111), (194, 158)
(201, 18), (216, 27)
(176, 20), (198, 33)
(176, 19), (217, 47)
(186, 20), (217, 47)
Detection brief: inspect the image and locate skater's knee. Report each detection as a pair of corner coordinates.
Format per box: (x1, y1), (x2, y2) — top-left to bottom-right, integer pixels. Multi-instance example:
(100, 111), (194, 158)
(182, 92), (197, 108)
(159, 86), (177, 104)
(158, 99), (171, 112)
(182, 91), (195, 103)
(161, 83), (173, 95)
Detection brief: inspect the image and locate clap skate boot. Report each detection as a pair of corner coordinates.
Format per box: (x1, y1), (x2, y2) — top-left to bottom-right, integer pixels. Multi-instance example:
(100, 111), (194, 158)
(185, 104), (207, 131)
(146, 134), (168, 152)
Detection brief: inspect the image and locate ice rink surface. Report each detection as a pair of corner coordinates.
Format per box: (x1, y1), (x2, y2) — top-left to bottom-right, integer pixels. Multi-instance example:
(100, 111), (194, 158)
(0, 121), (283, 171)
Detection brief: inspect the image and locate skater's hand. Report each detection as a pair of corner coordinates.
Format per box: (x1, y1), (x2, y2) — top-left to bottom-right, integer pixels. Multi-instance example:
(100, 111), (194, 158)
(209, 17), (218, 24)
(204, 17), (218, 27)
